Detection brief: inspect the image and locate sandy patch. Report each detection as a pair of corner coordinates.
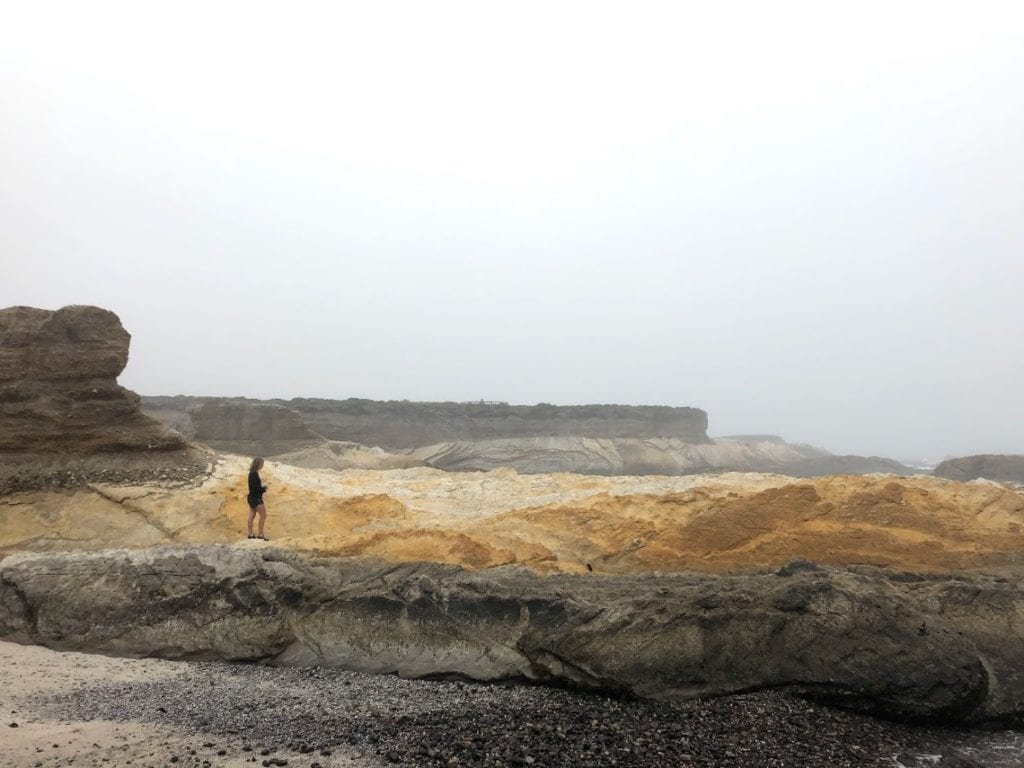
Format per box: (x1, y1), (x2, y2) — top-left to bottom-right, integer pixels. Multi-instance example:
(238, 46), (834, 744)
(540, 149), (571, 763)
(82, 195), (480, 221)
(0, 641), (379, 768)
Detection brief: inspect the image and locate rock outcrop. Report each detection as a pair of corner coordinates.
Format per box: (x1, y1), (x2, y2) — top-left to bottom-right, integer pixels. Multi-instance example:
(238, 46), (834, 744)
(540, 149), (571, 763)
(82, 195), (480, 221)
(189, 400), (324, 457)
(935, 455), (1024, 485)
(1, 545), (1020, 724)
(0, 305), (185, 454)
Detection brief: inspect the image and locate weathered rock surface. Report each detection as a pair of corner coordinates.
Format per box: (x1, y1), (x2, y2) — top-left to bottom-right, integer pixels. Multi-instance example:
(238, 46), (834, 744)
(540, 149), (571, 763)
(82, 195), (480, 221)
(935, 454), (1024, 485)
(1, 545), (1019, 724)
(189, 400), (324, 457)
(0, 305), (186, 454)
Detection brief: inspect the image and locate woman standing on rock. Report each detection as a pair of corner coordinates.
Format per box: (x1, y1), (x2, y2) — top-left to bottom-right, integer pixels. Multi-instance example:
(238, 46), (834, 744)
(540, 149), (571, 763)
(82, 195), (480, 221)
(247, 457), (269, 540)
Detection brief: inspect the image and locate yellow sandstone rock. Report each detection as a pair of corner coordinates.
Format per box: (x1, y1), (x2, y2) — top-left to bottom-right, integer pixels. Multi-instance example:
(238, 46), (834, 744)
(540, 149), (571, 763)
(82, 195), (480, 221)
(2, 455), (1022, 574)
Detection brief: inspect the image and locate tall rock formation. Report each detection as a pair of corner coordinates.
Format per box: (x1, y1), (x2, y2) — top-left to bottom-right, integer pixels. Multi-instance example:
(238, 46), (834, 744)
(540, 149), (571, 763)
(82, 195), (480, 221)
(0, 305), (201, 492)
(0, 305), (185, 453)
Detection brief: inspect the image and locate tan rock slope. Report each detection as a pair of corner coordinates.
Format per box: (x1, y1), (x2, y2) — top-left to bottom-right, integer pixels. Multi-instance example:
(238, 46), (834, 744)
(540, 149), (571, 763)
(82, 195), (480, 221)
(3, 458), (1022, 574)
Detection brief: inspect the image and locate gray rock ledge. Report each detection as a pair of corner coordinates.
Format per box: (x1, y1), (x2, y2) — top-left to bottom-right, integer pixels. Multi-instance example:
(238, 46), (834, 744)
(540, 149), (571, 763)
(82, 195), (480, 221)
(2, 546), (1023, 725)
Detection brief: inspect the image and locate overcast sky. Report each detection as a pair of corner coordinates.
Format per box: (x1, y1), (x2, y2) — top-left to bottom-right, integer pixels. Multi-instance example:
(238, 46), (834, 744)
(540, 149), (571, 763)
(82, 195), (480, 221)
(2, 1), (1022, 460)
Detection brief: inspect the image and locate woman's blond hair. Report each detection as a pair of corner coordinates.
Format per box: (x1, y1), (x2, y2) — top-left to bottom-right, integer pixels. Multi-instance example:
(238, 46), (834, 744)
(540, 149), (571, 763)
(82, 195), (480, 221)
(249, 457), (264, 473)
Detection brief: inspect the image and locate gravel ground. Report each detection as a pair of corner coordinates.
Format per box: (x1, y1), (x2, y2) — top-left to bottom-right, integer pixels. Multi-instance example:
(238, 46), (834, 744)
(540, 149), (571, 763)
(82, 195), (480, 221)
(20, 656), (1008, 768)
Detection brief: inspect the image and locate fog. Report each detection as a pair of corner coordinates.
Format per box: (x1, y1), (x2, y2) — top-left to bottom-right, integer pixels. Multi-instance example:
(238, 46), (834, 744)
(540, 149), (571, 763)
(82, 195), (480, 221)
(2, 2), (1022, 461)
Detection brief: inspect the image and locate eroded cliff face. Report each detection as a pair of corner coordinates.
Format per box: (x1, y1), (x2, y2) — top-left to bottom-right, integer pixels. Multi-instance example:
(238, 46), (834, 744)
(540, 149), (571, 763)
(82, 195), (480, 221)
(142, 397), (712, 451)
(289, 400), (712, 448)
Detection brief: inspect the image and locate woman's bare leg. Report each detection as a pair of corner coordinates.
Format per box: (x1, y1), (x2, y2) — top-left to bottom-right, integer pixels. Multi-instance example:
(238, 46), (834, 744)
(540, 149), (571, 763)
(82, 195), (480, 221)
(247, 507), (257, 537)
(256, 504), (267, 538)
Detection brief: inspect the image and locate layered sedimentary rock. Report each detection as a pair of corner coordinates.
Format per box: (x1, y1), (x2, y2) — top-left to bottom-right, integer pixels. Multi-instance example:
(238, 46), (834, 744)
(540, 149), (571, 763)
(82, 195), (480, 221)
(0, 305), (185, 454)
(408, 437), (913, 476)
(294, 400), (711, 448)
(1, 545), (1020, 724)
(0, 305), (203, 493)
(935, 454), (1024, 485)
(189, 400), (324, 457)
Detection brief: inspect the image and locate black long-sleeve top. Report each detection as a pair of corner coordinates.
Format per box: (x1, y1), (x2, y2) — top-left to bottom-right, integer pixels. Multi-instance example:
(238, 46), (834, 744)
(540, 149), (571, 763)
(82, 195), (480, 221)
(248, 470), (267, 502)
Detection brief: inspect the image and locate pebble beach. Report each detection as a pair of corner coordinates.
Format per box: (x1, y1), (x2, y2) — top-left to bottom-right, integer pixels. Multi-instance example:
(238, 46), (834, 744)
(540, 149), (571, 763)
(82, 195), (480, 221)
(4, 641), (1017, 768)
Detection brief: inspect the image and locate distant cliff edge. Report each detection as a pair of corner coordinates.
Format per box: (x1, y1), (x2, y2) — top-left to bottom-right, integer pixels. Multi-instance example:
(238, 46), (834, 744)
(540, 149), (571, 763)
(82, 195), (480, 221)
(935, 454), (1024, 485)
(141, 396), (916, 477)
(142, 396), (711, 450)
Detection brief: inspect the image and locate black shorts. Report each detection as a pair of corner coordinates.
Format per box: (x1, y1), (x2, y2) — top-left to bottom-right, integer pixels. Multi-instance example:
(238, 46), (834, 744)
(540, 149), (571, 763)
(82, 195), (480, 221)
(247, 495), (264, 510)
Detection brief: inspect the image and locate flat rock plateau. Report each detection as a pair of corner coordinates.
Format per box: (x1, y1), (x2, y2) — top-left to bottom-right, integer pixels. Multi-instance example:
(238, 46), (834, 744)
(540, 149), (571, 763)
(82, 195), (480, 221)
(3, 305), (1024, 768)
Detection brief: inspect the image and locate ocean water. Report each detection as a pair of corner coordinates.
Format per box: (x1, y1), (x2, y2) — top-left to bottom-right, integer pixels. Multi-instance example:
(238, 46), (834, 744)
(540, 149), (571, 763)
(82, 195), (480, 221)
(893, 728), (1024, 767)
